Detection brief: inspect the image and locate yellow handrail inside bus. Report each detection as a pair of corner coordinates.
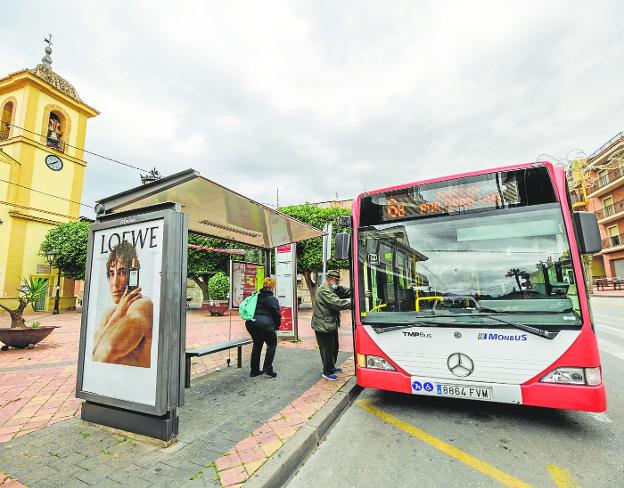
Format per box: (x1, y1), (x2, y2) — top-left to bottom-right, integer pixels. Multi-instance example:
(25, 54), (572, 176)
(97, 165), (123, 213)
(415, 296), (444, 312)
(361, 303), (387, 317)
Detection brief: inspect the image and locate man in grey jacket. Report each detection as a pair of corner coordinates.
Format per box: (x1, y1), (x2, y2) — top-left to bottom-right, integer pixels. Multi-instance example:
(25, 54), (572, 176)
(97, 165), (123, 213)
(311, 270), (352, 380)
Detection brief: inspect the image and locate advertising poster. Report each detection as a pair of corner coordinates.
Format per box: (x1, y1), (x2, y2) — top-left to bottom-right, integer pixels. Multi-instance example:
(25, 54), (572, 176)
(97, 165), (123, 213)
(275, 243), (297, 338)
(231, 261), (264, 308)
(81, 219), (164, 406)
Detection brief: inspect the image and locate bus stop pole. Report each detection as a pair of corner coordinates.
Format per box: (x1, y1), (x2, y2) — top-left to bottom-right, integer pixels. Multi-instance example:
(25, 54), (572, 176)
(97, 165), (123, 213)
(264, 249), (272, 277)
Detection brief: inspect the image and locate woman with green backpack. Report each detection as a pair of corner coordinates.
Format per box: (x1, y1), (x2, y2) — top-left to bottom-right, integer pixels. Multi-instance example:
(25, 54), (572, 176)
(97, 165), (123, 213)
(243, 277), (281, 377)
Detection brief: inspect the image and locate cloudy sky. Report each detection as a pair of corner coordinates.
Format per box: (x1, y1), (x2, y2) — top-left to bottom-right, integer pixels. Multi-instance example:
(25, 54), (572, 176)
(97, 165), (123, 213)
(2, 1), (623, 215)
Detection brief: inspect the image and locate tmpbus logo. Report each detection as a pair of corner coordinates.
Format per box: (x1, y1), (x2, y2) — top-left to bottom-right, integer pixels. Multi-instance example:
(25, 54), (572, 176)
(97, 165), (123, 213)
(403, 331), (432, 339)
(477, 332), (528, 341)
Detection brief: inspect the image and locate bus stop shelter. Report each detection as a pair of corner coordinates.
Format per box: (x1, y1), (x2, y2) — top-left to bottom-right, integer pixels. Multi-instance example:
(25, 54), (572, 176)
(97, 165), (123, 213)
(92, 168), (322, 249)
(76, 168), (324, 441)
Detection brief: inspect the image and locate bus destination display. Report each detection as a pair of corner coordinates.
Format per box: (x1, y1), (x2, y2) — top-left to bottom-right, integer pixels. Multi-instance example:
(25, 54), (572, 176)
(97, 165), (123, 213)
(380, 174), (520, 221)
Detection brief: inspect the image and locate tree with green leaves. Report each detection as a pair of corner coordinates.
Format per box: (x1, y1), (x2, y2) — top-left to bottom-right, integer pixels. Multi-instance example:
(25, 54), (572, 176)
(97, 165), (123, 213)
(39, 221), (90, 280)
(187, 234), (236, 302)
(38, 221), (259, 304)
(279, 203), (351, 303)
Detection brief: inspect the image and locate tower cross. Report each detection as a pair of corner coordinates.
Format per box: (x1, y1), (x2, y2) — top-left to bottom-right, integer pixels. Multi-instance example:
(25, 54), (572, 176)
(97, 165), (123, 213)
(42, 34), (53, 68)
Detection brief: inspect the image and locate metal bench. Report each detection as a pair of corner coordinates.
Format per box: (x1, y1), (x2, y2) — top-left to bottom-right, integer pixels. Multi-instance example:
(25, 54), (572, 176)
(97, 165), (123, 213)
(185, 338), (253, 388)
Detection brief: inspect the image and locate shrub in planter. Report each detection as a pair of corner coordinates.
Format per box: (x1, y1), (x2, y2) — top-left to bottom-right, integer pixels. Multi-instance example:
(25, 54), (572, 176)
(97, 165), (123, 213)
(206, 273), (229, 315)
(208, 272), (229, 301)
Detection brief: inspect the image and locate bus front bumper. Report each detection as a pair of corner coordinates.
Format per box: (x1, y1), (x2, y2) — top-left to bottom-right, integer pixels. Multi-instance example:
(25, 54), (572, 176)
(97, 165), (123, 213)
(356, 366), (607, 412)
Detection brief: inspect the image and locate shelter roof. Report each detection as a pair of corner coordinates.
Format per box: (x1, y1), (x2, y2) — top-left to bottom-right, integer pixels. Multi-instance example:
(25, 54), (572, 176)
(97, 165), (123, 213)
(94, 169), (324, 249)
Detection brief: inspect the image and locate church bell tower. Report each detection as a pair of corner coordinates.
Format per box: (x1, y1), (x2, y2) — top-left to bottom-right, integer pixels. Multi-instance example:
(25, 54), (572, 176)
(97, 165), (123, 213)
(0, 36), (99, 311)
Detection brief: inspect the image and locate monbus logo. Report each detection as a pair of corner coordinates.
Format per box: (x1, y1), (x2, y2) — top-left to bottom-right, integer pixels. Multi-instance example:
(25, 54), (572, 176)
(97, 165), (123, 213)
(477, 332), (528, 341)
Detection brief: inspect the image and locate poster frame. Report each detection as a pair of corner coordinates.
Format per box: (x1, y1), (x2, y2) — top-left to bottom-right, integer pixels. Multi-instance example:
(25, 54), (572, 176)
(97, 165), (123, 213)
(229, 259), (265, 309)
(76, 203), (186, 416)
(275, 243), (298, 340)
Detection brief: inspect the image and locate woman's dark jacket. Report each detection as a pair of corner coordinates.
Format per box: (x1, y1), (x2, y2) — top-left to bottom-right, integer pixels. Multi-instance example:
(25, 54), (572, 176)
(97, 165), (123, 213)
(251, 288), (281, 330)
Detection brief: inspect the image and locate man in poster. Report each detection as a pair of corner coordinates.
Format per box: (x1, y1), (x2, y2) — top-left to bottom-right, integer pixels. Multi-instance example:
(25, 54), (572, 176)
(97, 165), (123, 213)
(92, 241), (154, 368)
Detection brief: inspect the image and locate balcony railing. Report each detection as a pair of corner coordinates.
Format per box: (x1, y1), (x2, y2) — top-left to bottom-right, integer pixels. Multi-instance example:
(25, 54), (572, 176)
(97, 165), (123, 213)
(595, 199), (624, 220)
(594, 165), (624, 191)
(570, 192), (587, 205)
(588, 132), (624, 159)
(0, 122), (9, 141)
(43, 134), (65, 153)
(602, 233), (624, 249)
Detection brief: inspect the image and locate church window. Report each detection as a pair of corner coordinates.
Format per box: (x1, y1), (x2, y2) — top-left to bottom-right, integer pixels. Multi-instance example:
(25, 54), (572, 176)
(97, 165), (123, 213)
(46, 110), (65, 152)
(0, 101), (13, 141)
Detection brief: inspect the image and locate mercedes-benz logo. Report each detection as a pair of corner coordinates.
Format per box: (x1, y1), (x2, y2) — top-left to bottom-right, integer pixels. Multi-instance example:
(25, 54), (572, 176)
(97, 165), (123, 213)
(447, 353), (474, 377)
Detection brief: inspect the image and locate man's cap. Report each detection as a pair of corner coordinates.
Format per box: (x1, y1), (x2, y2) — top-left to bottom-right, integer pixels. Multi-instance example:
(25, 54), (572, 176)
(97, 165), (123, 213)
(327, 270), (341, 280)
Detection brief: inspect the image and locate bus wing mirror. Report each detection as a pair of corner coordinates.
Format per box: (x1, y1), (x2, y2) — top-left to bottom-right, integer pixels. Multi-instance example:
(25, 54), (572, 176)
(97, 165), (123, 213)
(338, 216), (352, 228)
(366, 237), (379, 254)
(573, 211), (602, 254)
(334, 232), (351, 260)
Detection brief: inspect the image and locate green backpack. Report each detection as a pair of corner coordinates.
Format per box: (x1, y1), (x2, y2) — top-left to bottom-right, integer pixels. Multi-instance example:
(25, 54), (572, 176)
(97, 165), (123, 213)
(239, 292), (259, 320)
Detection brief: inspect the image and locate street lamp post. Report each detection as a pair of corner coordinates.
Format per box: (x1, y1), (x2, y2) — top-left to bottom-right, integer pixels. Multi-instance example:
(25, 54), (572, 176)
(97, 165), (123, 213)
(46, 253), (61, 315)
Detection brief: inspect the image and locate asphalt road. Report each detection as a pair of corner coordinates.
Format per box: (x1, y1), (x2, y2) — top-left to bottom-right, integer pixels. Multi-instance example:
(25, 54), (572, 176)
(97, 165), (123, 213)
(288, 297), (624, 488)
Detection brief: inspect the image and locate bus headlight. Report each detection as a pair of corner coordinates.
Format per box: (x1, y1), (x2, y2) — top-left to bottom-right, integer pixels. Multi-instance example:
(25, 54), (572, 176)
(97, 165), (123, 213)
(540, 367), (601, 386)
(364, 355), (396, 371)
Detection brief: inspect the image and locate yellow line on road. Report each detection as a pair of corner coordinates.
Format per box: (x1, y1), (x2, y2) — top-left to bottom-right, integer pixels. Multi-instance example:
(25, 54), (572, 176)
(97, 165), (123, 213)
(358, 399), (533, 488)
(547, 465), (580, 488)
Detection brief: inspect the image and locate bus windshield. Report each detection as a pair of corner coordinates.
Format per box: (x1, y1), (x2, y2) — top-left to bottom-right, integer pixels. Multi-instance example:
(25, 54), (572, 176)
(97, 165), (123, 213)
(357, 166), (582, 329)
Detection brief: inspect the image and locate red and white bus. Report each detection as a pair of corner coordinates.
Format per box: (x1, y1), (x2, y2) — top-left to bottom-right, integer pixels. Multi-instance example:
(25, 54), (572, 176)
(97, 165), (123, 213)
(338, 162), (606, 412)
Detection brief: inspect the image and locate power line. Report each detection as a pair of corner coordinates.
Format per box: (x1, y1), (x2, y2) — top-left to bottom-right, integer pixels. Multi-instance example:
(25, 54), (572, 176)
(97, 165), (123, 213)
(0, 177), (93, 208)
(0, 199), (82, 220)
(2, 121), (150, 173)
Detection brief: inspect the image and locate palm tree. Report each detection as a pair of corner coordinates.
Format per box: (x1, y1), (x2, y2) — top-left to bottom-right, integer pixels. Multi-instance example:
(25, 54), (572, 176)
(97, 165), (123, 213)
(0, 276), (49, 328)
(505, 268), (522, 291)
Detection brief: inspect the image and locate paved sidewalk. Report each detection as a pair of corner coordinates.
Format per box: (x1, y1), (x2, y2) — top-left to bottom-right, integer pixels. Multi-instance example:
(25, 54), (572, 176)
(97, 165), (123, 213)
(590, 289), (624, 298)
(0, 309), (352, 444)
(0, 308), (354, 487)
(213, 357), (355, 486)
(0, 348), (352, 487)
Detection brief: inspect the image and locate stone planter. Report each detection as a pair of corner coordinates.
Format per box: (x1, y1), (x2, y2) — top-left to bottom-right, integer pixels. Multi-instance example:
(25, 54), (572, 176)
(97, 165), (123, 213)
(0, 326), (59, 350)
(204, 300), (229, 316)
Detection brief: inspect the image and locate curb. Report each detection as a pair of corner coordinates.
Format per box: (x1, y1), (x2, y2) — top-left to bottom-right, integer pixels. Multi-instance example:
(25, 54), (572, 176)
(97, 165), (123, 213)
(244, 376), (362, 488)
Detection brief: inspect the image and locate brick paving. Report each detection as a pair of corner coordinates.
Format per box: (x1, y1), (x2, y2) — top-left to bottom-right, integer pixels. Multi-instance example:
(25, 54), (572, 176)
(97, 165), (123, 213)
(0, 307), (354, 487)
(0, 471), (25, 487)
(0, 310), (241, 444)
(213, 356), (355, 487)
(591, 289), (624, 297)
(0, 348), (352, 487)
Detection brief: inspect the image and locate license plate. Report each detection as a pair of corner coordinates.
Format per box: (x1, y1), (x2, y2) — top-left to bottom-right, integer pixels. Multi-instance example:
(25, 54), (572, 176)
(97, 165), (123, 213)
(436, 383), (492, 400)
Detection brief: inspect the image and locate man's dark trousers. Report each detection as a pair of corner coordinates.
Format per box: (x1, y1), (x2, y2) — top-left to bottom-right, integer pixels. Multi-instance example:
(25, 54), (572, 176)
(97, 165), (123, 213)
(315, 329), (339, 375)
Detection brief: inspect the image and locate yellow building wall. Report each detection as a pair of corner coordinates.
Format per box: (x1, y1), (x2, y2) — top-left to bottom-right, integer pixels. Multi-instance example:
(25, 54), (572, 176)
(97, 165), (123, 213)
(0, 71), (97, 313)
(0, 158), (13, 296)
(592, 257), (606, 278)
(1, 87), (28, 140)
(1, 89), (88, 220)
